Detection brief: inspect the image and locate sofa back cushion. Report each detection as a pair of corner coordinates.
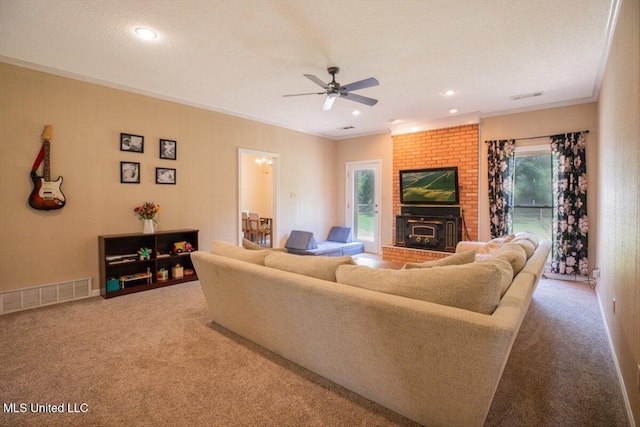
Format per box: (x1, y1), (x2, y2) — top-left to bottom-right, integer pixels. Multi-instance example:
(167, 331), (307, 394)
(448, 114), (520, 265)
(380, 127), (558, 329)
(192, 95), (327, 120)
(514, 231), (539, 249)
(492, 243), (527, 275)
(477, 256), (514, 297)
(242, 238), (288, 252)
(285, 230), (318, 250)
(265, 251), (356, 282)
(402, 250), (476, 269)
(510, 238), (536, 259)
(210, 241), (270, 265)
(336, 263), (502, 314)
(477, 234), (515, 257)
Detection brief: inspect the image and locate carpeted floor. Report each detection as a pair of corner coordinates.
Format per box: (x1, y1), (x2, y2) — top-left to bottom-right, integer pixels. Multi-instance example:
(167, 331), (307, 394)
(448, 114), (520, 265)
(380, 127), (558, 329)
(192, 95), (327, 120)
(0, 278), (630, 426)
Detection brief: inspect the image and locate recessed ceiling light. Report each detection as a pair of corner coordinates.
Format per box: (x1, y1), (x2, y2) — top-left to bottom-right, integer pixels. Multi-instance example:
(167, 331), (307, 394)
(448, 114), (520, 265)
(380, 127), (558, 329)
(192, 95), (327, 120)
(444, 90), (456, 96)
(135, 27), (157, 40)
(449, 108), (458, 114)
(352, 110), (361, 116)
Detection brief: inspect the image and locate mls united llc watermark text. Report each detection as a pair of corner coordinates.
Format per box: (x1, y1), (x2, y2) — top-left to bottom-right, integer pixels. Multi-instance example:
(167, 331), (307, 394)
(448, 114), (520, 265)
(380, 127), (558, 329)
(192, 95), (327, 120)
(3, 402), (88, 414)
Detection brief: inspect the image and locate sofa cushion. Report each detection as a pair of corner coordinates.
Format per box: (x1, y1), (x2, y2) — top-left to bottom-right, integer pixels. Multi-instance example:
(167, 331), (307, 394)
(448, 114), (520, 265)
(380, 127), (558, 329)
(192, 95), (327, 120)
(265, 251), (356, 282)
(326, 226), (354, 243)
(336, 263), (502, 314)
(492, 243), (527, 275)
(477, 234), (515, 257)
(210, 241), (270, 265)
(242, 238), (288, 252)
(285, 230), (318, 250)
(510, 238), (536, 259)
(514, 231), (539, 249)
(402, 250), (477, 269)
(477, 256), (514, 297)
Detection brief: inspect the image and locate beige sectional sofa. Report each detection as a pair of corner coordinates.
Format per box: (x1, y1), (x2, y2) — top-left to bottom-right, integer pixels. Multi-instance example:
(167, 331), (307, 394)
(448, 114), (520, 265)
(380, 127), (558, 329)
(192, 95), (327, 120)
(192, 236), (551, 427)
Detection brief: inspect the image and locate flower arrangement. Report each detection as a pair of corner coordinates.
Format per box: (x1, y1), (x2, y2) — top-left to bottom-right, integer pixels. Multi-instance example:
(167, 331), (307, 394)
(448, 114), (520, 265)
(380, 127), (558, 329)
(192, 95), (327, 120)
(134, 202), (160, 220)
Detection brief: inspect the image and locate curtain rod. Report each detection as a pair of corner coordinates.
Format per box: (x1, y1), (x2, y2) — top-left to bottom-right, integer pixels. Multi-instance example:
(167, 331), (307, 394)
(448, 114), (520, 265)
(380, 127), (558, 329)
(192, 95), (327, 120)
(485, 130), (589, 142)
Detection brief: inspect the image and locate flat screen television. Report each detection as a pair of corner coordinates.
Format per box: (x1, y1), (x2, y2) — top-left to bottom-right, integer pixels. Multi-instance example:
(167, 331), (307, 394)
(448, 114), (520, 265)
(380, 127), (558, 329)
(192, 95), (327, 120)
(399, 167), (459, 205)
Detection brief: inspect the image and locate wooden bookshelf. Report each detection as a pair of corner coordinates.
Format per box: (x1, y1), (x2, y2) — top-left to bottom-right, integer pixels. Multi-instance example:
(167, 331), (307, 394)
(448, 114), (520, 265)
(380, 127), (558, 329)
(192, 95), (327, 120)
(99, 229), (199, 298)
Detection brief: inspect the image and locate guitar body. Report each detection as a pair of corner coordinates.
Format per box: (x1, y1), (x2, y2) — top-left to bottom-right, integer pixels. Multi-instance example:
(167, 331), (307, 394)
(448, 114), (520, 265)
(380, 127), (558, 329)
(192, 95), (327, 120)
(29, 168), (66, 210)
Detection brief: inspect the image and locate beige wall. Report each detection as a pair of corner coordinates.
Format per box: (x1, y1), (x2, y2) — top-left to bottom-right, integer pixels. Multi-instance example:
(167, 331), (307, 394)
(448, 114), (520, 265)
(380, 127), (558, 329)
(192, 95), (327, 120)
(596, 0), (639, 423)
(335, 132), (393, 248)
(0, 63), (337, 292)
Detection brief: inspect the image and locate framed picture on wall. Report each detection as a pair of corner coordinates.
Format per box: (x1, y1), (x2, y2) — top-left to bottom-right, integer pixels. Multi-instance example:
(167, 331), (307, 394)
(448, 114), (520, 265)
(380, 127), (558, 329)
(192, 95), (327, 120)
(156, 167), (176, 185)
(121, 162), (140, 183)
(159, 139), (177, 160)
(120, 133), (144, 153)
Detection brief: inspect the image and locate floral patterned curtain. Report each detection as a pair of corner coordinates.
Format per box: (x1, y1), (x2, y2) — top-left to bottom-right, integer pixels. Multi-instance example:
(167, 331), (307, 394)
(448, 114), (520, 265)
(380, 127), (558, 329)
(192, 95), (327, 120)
(487, 140), (515, 238)
(550, 132), (588, 275)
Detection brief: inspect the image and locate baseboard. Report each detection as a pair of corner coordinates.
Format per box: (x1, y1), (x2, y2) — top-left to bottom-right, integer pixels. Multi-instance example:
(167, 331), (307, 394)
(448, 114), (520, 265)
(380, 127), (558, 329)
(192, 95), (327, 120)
(595, 288), (636, 427)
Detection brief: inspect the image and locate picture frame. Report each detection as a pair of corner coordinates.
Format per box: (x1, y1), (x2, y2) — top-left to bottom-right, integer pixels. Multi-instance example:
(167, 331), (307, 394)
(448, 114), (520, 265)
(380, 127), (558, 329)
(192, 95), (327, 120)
(120, 162), (140, 184)
(156, 167), (176, 185)
(159, 139), (177, 160)
(120, 133), (144, 153)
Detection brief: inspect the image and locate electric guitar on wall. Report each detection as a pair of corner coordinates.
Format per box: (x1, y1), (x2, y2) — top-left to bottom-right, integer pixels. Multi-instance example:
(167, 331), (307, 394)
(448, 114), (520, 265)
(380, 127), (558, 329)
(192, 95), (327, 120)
(28, 125), (66, 210)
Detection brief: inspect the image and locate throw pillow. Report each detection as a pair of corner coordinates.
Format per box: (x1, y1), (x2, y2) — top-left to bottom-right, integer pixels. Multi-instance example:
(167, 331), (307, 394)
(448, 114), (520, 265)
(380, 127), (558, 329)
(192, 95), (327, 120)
(492, 243), (527, 275)
(210, 241), (270, 265)
(477, 256), (514, 297)
(402, 250), (476, 269)
(265, 251), (356, 282)
(336, 263), (502, 315)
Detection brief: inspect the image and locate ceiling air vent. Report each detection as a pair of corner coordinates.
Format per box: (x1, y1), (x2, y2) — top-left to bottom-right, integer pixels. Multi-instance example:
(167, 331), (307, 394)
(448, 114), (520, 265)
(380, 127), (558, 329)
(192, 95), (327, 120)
(509, 91), (544, 101)
(339, 126), (355, 130)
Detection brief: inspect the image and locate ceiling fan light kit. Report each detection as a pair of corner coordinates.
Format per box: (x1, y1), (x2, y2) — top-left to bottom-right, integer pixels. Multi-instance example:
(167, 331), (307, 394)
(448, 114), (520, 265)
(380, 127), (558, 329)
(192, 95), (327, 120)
(284, 67), (379, 111)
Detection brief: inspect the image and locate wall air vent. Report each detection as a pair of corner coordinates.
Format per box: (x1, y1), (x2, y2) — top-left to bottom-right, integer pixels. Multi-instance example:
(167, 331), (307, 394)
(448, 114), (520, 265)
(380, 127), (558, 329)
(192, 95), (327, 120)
(509, 91), (544, 101)
(1, 278), (92, 315)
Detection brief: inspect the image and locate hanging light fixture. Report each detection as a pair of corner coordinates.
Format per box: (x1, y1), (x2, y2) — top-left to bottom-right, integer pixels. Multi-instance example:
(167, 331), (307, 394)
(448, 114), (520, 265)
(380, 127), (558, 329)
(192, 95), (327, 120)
(255, 157), (273, 174)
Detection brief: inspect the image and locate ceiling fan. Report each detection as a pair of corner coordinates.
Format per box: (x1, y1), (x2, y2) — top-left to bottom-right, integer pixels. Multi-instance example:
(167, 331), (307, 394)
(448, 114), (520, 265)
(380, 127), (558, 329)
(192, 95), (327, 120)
(283, 67), (379, 111)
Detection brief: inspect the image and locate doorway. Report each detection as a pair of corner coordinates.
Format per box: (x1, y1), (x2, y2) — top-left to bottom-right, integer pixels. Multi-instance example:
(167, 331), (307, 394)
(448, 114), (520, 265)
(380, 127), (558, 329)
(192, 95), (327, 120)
(346, 160), (381, 253)
(238, 148), (279, 247)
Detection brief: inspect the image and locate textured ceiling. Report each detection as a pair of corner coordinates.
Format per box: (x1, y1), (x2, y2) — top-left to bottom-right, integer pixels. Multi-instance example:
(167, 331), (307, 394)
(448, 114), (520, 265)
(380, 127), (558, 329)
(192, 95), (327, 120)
(0, 0), (616, 139)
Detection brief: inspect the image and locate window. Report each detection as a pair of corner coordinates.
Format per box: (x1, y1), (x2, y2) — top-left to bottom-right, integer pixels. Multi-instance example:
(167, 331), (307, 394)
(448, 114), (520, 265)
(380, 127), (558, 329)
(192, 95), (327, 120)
(513, 144), (552, 243)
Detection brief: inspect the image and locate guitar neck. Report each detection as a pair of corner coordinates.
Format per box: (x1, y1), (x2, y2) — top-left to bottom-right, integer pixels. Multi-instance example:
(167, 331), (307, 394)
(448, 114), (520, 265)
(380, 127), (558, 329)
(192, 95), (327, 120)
(43, 139), (51, 182)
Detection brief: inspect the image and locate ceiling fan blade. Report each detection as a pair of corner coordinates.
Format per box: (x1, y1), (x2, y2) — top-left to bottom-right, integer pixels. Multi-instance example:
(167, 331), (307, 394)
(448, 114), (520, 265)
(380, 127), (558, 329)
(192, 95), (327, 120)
(341, 92), (378, 106)
(283, 92), (325, 97)
(321, 93), (339, 111)
(341, 77), (379, 92)
(304, 74), (328, 89)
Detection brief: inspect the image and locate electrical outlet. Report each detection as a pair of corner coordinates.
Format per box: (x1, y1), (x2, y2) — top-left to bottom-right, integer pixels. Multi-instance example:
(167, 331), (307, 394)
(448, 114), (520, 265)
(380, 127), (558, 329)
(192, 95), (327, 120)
(612, 298), (616, 315)
(593, 268), (600, 279)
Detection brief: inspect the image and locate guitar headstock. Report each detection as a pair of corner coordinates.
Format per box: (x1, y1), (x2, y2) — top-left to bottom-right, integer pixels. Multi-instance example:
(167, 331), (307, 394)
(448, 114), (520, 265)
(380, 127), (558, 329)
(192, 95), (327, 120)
(41, 125), (53, 142)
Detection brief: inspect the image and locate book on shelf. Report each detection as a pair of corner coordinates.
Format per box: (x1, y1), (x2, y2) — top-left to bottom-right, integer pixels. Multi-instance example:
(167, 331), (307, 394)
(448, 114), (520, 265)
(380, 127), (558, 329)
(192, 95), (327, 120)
(106, 253), (138, 262)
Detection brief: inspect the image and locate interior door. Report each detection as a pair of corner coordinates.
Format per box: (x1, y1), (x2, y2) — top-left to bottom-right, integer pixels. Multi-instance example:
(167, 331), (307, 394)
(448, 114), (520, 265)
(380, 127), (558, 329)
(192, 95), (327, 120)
(346, 161), (381, 253)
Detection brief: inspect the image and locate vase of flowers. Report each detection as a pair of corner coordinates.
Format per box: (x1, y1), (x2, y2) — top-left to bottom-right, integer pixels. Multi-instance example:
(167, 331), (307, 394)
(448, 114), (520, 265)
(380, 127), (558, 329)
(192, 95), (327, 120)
(134, 202), (160, 234)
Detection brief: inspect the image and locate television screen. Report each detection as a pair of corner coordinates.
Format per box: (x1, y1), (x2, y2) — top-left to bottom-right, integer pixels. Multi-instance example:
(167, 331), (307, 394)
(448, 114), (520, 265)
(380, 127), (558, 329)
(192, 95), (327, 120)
(400, 167), (459, 205)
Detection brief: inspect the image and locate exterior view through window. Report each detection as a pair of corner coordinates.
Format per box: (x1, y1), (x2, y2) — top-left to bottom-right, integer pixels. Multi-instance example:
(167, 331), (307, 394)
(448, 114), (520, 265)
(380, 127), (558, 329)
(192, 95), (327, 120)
(354, 168), (375, 241)
(513, 148), (552, 244)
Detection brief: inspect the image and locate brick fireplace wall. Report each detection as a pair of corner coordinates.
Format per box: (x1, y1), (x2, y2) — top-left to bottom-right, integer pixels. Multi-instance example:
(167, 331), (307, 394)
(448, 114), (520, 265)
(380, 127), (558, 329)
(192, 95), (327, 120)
(383, 124), (479, 263)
